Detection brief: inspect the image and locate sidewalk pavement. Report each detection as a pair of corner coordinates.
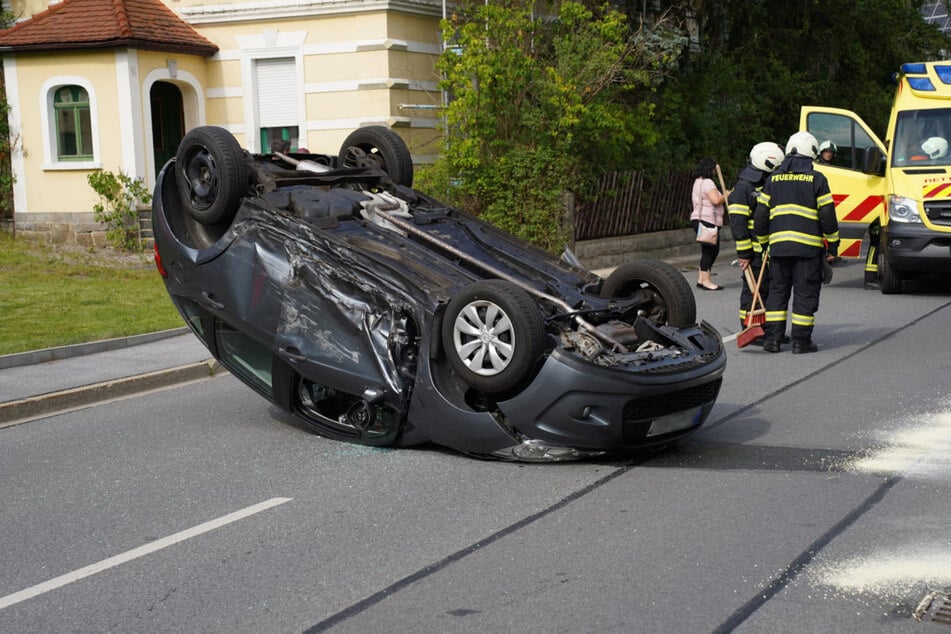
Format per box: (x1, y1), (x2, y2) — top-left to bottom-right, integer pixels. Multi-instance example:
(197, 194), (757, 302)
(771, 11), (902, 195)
(0, 252), (711, 428)
(0, 329), (220, 427)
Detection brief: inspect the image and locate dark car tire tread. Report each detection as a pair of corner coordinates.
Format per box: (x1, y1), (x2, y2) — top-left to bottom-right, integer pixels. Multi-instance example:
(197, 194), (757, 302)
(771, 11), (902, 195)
(879, 247), (903, 294)
(600, 259), (697, 326)
(338, 126), (414, 187)
(175, 126), (248, 226)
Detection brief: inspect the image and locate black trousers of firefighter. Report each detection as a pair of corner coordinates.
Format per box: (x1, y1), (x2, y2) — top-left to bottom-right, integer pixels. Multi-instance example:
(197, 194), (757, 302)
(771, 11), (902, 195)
(764, 254), (824, 344)
(865, 218), (881, 283)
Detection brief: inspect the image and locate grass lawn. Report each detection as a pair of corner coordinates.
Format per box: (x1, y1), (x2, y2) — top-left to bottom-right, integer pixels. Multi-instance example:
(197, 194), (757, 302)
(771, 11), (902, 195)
(0, 233), (184, 356)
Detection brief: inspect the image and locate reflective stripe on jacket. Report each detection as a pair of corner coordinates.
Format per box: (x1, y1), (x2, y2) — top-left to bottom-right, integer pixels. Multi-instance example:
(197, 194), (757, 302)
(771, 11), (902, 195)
(728, 164), (768, 260)
(753, 155), (840, 258)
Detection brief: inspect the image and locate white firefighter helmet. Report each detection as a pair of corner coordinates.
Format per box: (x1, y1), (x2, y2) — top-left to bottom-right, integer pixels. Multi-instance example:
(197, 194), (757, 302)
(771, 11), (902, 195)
(819, 140), (837, 155)
(785, 131), (819, 159)
(921, 136), (948, 159)
(749, 142), (785, 172)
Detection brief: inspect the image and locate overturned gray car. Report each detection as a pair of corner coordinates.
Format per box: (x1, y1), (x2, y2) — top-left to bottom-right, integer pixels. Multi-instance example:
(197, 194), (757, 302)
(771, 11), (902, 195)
(152, 126), (726, 461)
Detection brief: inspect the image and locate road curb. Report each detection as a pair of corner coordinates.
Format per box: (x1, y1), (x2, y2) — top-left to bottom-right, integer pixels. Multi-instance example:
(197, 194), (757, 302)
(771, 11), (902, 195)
(0, 359), (222, 427)
(0, 327), (190, 371)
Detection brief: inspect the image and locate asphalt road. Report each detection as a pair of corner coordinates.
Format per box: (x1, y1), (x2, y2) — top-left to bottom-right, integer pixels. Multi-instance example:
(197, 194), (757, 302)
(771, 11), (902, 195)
(1, 257), (950, 632)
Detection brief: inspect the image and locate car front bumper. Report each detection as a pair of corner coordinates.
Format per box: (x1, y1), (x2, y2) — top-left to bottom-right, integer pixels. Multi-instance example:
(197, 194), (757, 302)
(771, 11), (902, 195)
(882, 223), (951, 272)
(408, 321), (726, 461)
(499, 326), (724, 448)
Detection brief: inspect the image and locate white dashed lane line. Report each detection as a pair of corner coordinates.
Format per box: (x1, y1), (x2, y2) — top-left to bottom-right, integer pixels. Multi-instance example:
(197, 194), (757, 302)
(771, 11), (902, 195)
(0, 497), (293, 611)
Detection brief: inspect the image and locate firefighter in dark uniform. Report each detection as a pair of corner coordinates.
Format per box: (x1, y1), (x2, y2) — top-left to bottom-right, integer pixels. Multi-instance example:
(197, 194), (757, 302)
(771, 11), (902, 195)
(729, 141), (784, 335)
(754, 131), (840, 354)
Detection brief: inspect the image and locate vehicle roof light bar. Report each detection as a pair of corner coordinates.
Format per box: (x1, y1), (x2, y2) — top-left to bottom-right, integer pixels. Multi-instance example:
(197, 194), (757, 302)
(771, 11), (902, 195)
(901, 63), (928, 74)
(935, 65), (951, 85)
(908, 77), (935, 91)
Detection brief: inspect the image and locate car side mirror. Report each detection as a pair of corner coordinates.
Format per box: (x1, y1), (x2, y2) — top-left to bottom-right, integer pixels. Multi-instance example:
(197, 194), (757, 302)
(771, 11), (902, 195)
(861, 146), (886, 176)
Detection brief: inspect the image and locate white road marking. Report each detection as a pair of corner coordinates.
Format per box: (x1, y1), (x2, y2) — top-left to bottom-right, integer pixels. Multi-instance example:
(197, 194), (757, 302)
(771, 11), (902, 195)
(0, 497), (292, 611)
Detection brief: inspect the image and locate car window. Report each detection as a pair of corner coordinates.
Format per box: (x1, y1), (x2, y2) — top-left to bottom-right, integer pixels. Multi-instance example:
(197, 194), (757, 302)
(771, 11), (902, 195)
(176, 298), (207, 339)
(806, 112), (878, 171)
(215, 318), (273, 395)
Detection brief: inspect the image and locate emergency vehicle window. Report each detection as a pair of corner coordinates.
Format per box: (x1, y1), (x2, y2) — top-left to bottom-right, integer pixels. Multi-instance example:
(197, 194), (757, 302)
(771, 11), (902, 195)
(893, 109), (951, 167)
(806, 112), (877, 171)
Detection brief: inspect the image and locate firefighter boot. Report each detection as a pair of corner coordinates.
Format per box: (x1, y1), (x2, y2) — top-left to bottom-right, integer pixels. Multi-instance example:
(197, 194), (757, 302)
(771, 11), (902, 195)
(762, 322), (784, 353)
(763, 340), (782, 353)
(792, 339), (818, 354)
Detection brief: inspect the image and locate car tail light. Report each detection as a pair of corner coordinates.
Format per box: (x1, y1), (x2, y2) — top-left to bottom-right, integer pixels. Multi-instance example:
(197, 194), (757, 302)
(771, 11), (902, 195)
(153, 242), (168, 278)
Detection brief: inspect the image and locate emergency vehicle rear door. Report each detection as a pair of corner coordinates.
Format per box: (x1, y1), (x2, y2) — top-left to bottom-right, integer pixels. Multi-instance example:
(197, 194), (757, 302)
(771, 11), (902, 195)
(800, 106), (887, 258)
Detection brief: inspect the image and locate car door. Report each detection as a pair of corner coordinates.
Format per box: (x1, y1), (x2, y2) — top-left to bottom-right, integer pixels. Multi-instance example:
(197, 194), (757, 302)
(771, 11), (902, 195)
(799, 106), (888, 257)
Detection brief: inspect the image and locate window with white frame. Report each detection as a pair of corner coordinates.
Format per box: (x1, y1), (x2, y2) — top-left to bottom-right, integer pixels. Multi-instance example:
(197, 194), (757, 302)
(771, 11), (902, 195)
(52, 85), (94, 160)
(255, 57), (300, 152)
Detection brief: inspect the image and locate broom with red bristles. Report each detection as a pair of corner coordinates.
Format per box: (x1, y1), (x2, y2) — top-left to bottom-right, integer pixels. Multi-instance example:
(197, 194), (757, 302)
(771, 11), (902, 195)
(737, 252), (768, 348)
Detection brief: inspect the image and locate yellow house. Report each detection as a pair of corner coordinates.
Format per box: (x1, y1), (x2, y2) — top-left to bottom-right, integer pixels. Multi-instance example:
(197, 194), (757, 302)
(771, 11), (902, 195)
(0, 0), (443, 244)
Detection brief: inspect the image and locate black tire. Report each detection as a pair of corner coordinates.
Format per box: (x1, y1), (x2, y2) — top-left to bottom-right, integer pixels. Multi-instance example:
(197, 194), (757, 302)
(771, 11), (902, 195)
(879, 247), (902, 294)
(338, 126), (414, 187)
(441, 280), (547, 394)
(600, 259), (696, 327)
(175, 126), (247, 225)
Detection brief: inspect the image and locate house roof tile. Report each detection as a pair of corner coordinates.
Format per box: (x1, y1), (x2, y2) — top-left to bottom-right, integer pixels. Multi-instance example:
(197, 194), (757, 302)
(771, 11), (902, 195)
(0, 0), (218, 55)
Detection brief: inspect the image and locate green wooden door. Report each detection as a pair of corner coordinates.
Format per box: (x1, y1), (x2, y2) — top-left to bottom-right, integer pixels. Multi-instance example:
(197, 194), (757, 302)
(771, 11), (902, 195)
(151, 82), (184, 176)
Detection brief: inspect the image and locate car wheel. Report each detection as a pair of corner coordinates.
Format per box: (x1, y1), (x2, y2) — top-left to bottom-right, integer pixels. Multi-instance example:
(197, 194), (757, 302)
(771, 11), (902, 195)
(442, 280), (547, 394)
(879, 247), (902, 294)
(338, 126), (414, 187)
(175, 126), (248, 225)
(600, 259), (697, 327)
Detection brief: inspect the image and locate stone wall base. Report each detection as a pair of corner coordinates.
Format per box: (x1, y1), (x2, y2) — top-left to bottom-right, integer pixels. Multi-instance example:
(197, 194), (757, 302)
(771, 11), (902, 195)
(11, 213), (109, 247)
(574, 226), (734, 271)
(14, 222), (110, 247)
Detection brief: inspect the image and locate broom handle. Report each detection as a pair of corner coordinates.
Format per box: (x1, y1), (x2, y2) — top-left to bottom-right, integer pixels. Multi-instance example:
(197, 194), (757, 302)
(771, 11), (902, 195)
(744, 266), (759, 308)
(715, 164), (729, 211)
(750, 251), (768, 314)
(717, 163), (729, 223)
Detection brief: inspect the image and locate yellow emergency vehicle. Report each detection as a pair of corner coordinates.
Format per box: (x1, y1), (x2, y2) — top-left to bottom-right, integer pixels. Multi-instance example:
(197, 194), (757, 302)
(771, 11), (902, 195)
(800, 61), (951, 293)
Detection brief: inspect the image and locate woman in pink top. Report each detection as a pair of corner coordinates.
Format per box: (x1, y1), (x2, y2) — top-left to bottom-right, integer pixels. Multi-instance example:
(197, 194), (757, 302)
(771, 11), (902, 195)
(690, 157), (727, 290)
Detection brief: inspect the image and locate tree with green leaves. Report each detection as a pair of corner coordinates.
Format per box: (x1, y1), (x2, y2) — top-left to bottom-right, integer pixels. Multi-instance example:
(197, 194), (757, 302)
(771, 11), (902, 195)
(0, 10), (17, 225)
(654, 0), (951, 179)
(425, 0), (686, 251)
(0, 71), (13, 224)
